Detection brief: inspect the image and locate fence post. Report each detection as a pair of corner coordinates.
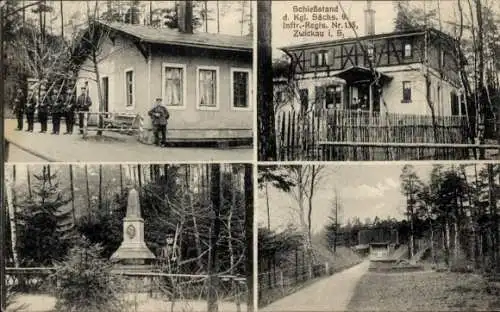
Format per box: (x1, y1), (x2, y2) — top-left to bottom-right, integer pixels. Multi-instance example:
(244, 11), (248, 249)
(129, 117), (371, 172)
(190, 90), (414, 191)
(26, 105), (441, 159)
(325, 262), (329, 275)
(308, 264), (313, 280)
(280, 271), (284, 295)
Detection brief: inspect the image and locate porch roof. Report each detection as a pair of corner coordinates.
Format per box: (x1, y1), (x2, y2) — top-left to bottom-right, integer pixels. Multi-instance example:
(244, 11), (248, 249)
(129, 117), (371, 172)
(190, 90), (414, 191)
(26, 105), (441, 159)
(333, 66), (393, 85)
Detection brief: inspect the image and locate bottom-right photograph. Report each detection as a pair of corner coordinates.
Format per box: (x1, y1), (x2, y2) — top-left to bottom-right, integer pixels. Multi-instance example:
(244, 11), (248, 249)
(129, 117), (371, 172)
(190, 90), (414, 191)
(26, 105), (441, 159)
(257, 163), (500, 312)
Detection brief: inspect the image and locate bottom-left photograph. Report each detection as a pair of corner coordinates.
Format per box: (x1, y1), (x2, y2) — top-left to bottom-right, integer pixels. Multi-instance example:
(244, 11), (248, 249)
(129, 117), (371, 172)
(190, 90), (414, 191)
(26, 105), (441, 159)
(4, 163), (254, 312)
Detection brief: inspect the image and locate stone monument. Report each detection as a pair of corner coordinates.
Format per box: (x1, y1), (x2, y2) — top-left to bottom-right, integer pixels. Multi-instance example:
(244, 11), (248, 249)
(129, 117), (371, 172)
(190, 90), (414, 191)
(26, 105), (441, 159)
(110, 188), (155, 266)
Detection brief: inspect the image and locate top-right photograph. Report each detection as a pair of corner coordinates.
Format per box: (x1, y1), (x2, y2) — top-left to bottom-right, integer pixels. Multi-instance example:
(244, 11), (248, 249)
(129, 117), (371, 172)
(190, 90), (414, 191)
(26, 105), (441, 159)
(257, 0), (500, 161)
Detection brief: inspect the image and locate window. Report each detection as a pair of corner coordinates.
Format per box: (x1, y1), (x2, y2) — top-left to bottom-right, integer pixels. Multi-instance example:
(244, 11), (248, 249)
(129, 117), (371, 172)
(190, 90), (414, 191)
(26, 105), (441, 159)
(311, 51), (329, 67)
(197, 66), (219, 110)
(451, 91), (460, 116)
(440, 50), (445, 67)
(404, 43), (412, 58)
(325, 85), (342, 108)
(231, 68), (251, 109)
(163, 64), (186, 108)
(125, 69), (134, 108)
(402, 81), (412, 103)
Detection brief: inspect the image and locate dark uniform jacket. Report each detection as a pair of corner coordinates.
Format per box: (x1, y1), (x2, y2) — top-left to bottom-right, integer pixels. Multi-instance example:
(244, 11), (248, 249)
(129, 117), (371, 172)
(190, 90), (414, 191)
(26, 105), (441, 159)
(37, 94), (50, 113)
(13, 93), (25, 114)
(64, 95), (76, 113)
(148, 105), (169, 126)
(51, 98), (65, 114)
(76, 94), (92, 111)
(25, 97), (36, 113)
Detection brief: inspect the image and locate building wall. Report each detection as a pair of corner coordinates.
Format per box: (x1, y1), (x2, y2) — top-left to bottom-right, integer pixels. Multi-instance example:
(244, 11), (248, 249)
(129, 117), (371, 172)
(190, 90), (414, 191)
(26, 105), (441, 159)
(148, 48), (253, 130)
(279, 64), (460, 116)
(77, 35), (148, 114)
(77, 34), (253, 132)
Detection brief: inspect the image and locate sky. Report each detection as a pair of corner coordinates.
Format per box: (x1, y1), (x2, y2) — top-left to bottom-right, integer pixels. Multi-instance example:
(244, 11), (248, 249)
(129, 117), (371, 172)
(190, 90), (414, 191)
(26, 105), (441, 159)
(257, 163), (435, 233)
(271, 0), (476, 58)
(21, 0), (252, 38)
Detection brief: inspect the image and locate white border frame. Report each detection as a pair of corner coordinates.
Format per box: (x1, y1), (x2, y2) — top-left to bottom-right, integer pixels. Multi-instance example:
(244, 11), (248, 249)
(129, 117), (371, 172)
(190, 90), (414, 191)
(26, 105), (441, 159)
(161, 63), (187, 110)
(196, 65), (220, 111)
(230, 67), (252, 111)
(123, 67), (135, 110)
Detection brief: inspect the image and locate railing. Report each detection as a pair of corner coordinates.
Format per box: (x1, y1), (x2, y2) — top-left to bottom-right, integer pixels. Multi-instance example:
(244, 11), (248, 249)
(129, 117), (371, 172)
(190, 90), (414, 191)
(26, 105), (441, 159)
(275, 108), (495, 160)
(5, 267), (247, 304)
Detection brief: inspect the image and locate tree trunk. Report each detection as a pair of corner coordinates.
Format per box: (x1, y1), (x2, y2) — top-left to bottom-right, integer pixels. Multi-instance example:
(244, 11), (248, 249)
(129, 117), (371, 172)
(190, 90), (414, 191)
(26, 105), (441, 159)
(307, 166), (315, 245)
(6, 171), (19, 267)
(119, 164), (124, 194)
(445, 218), (451, 267)
(244, 164), (254, 312)
(257, 0), (276, 160)
(476, 0), (485, 159)
(207, 164), (221, 312)
(27, 165), (32, 199)
(98, 164), (103, 212)
(137, 164), (142, 189)
(60, 0), (64, 38)
(69, 164), (76, 224)
(85, 164), (91, 218)
(265, 183), (270, 230)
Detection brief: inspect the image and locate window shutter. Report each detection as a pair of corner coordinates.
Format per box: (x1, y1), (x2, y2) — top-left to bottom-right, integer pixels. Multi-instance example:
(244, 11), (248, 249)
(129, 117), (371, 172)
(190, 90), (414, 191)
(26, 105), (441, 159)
(310, 52), (317, 67)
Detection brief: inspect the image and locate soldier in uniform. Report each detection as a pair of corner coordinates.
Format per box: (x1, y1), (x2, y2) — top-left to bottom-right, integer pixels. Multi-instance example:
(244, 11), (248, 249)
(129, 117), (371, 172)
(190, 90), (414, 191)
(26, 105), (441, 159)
(13, 87), (25, 131)
(148, 98), (170, 147)
(51, 92), (64, 134)
(37, 88), (50, 133)
(64, 89), (76, 134)
(25, 91), (36, 132)
(76, 86), (92, 134)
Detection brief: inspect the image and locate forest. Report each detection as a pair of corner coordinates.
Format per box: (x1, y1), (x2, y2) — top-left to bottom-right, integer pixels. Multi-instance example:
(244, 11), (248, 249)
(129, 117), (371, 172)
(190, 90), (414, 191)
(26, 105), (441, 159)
(4, 163), (254, 312)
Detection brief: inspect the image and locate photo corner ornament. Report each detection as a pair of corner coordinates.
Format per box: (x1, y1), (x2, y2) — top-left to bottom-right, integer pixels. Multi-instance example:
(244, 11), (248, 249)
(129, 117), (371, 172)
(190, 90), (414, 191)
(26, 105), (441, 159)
(126, 224), (136, 239)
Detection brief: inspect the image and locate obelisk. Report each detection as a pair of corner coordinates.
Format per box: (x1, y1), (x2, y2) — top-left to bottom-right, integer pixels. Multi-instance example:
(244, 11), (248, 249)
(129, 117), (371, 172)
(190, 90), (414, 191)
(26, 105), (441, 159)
(110, 188), (155, 264)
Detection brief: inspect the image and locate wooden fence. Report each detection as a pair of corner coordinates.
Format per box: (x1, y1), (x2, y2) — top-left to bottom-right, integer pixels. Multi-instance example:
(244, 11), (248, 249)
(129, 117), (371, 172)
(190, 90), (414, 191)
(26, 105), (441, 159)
(275, 109), (472, 161)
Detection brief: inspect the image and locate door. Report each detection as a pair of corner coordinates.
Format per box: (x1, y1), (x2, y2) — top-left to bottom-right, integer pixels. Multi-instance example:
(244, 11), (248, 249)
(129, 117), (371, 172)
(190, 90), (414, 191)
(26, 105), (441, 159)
(101, 77), (109, 112)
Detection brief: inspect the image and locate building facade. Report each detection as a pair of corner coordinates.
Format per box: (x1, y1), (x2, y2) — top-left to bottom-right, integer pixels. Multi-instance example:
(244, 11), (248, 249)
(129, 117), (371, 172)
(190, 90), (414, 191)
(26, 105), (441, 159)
(76, 20), (253, 141)
(278, 27), (466, 117)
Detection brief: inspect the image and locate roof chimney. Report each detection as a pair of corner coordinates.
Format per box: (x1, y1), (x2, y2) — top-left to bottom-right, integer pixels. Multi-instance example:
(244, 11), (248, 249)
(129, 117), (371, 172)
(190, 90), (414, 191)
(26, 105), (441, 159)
(364, 0), (375, 36)
(178, 0), (193, 34)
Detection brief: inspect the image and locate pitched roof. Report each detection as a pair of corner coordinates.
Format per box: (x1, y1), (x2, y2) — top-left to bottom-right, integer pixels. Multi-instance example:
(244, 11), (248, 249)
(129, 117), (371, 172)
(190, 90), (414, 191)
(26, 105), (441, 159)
(279, 27), (456, 52)
(99, 21), (252, 52)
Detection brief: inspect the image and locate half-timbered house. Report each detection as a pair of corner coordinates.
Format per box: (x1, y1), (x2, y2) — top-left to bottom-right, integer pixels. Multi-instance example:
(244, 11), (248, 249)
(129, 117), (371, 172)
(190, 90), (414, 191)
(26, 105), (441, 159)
(278, 15), (466, 117)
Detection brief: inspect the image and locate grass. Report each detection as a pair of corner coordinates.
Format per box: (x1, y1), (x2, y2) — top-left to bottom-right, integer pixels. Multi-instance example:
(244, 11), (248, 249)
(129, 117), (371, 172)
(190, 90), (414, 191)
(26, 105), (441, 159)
(347, 271), (500, 311)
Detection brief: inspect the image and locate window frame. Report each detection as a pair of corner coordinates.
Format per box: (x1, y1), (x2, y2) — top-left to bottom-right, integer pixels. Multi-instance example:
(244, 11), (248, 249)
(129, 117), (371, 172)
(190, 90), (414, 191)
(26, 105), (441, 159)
(402, 81), (412, 103)
(196, 66), (220, 111)
(124, 68), (135, 110)
(162, 63), (187, 110)
(230, 67), (252, 111)
(403, 43), (412, 58)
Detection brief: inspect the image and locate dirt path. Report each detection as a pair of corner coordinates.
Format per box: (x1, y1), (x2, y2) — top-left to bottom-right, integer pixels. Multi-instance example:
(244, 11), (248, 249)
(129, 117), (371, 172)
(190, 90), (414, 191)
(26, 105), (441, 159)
(261, 261), (370, 312)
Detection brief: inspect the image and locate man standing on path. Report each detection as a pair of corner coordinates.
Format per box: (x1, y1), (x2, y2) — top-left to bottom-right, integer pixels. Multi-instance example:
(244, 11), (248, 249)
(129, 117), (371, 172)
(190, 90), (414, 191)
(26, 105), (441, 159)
(25, 91), (36, 132)
(76, 86), (92, 134)
(148, 97), (169, 147)
(13, 87), (25, 131)
(37, 87), (50, 133)
(64, 89), (76, 134)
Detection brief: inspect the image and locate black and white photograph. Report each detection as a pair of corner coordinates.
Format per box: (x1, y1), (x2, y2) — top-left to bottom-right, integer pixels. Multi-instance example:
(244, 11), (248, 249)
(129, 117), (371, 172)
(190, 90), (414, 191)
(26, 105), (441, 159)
(257, 163), (500, 311)
(258, 0), (500, 161)
(4, 163), (254, 312)
(2, 1), (254, 162)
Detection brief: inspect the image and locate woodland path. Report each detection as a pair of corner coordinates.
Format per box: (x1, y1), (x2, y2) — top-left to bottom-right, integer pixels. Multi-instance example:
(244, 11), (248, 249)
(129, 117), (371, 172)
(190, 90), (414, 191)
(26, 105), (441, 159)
(260, 261), (370, 312)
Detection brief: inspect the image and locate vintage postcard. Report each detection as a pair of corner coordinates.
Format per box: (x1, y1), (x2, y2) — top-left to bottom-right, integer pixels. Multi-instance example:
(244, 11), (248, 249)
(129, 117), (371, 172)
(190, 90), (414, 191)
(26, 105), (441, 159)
(257, 162), (500, 311)
(258, 0), (500, 161)
(3, 1), (254, 162)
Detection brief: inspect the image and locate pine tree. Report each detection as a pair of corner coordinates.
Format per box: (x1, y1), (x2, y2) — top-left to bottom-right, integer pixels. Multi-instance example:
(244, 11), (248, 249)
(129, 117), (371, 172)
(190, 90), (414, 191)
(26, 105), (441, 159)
(16, 166), (74, 266)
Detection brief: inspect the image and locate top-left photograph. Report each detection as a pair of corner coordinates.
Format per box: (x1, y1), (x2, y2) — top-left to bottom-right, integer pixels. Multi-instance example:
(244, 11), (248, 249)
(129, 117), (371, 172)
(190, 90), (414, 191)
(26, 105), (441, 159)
(3, 0), (254, 163)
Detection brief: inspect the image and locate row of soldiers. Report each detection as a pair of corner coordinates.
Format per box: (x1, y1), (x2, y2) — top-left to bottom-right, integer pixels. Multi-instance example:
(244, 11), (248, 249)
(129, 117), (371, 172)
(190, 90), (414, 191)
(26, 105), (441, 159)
(13, 86), (92, 134)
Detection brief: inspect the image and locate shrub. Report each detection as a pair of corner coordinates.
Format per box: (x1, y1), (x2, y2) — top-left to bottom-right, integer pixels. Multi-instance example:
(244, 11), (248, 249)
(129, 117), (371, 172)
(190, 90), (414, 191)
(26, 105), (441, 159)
(50, 236), (125, 312)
